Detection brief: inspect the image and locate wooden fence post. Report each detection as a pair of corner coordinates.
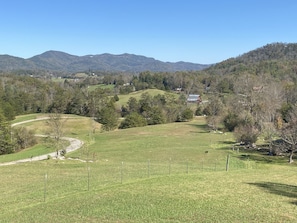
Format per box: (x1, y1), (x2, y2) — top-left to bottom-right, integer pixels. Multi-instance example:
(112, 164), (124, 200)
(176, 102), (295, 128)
(226, 154), (230, 171)
(147, 159), (150, 178)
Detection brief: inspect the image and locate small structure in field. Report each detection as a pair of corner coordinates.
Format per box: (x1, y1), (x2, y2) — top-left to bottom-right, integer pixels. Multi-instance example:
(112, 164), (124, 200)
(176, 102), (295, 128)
(187, 94), (202, 103)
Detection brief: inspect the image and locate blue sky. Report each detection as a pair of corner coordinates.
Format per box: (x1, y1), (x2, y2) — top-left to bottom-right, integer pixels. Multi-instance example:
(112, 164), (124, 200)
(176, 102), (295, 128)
(1, 0), (297, 64)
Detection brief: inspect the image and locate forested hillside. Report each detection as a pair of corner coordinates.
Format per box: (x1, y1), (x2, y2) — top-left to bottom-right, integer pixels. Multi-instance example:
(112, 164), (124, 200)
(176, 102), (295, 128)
(206, 43), (297, 78)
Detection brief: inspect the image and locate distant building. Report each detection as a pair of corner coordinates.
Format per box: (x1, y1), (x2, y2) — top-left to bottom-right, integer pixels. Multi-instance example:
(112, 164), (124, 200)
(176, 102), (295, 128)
(175, 87), (183, 93)
(187, 94), (202, 103)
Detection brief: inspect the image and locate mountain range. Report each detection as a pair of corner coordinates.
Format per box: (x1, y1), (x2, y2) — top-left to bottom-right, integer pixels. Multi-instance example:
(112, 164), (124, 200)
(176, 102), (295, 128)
(1, 43), (297, 74)
(0, 51), (209, 73)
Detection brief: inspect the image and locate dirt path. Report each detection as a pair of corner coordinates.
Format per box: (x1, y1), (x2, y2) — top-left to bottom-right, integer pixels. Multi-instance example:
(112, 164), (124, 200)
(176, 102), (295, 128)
(0, 118), (84, 166)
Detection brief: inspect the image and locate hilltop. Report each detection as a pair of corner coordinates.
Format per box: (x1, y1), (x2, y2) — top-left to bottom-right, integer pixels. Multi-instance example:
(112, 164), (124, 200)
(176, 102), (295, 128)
(206, 42), (297, 77)
(0, 51), (209, 73)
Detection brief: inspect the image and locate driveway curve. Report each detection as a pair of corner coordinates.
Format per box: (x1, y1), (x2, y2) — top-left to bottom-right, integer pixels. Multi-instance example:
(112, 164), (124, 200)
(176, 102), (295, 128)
(0, 118), (84, 166)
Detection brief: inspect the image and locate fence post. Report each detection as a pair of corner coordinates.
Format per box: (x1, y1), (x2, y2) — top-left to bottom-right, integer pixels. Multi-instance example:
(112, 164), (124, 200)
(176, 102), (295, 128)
(246, 155), (250, 169)
(147, 159), (150, 178)
(186, 160), (189, 174)
(87, 166), (90, 191)
(169, 158), (171, 175)
(226, 154), (230, 171)
(44, 173), (47, 202)
(121, 161), (124, 184)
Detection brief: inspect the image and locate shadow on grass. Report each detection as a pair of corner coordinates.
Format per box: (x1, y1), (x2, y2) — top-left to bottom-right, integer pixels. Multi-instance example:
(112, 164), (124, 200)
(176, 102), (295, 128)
(187, 123), (210, 133)
(237, 150), (289, 164)
(248, 182), (297, 205)
(219, 141), (236, 145)
(219, 145), (289, 165)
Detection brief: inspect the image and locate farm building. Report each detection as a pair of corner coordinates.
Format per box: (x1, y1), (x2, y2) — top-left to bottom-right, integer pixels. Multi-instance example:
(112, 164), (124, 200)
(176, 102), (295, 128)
(187, 94), (202, 103)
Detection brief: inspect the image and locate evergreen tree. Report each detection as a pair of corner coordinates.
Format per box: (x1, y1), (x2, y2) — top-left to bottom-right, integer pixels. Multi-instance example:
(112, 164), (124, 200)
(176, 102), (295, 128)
(0, 111), (14, 155)
(119, 112), (147, 129)
(177, 108), (194, 122)
(97, 100), (119, 131)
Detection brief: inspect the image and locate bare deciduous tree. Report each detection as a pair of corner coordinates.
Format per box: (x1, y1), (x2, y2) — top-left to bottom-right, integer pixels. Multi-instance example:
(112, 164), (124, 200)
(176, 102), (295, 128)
(204, 95), (225, 131)
(46, 113), (67, 156)
(280, 105), (297, 163)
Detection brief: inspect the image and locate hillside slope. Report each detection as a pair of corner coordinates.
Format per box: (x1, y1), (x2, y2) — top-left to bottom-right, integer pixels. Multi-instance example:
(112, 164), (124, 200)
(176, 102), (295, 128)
(205, 42), (297, 76)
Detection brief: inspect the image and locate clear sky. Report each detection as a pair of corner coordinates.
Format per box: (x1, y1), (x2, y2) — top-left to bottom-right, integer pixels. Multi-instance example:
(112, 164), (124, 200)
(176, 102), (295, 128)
(1, 0), (297, 64)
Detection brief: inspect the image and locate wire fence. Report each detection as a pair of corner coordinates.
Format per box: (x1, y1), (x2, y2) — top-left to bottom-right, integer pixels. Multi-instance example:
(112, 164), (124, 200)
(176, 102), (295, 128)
(37, 154), (258, 202)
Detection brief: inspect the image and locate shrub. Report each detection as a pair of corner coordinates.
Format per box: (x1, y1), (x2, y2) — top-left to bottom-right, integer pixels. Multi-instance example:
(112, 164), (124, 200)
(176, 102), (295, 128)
(234, 124), (260, 146)
(13, 127), (37, 151)
(119, 112), (147, 129)
(114, 95), (119, 101)
(177, 108), (194, 122)
(195, 106), (204, 116)
(223, 112), (240, 131)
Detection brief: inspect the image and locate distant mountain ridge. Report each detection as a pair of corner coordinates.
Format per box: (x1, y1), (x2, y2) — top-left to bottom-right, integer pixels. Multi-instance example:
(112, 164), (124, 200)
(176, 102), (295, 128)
(0, 51), (209, 72)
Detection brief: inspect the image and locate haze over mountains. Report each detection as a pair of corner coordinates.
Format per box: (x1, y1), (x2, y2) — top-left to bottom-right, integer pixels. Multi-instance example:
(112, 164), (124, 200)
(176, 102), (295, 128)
(0, 51), (209, 73)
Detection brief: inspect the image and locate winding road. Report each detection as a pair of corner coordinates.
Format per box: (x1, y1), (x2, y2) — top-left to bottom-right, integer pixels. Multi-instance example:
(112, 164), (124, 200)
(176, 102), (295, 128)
(0, 118), (84, 166)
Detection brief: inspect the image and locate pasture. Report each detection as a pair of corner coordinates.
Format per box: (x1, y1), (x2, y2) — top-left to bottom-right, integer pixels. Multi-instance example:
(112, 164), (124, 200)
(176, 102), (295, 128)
(0, 115), (297, 222)
(115, 88), (176, 107)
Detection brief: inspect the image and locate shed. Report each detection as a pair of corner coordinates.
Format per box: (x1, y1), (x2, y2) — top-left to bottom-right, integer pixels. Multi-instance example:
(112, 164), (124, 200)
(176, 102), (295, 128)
(187, 94), (202, 103)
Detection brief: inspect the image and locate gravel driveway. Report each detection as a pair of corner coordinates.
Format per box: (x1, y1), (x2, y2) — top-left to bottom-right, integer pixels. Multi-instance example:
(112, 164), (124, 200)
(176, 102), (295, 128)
(0, 118), (84, 166)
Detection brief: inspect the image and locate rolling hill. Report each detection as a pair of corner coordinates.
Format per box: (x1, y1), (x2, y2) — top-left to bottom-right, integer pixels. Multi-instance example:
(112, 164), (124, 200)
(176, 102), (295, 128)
(1, 115), (297, 222)
(205, 42), (297, 76)
(0, 51), (209, 72)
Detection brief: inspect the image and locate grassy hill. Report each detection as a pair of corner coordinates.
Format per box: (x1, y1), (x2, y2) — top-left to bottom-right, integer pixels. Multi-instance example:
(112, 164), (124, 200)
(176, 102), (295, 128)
(0, 115), (297, 222)
(115, 88), (177, 109)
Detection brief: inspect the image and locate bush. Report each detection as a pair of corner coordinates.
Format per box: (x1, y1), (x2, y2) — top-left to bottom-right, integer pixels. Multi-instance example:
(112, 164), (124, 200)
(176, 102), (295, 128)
(13, 127), (37, 151)
(114, 95), (119, 101)
(119, 112), (147, 129)
(223, 112), (240, 131)
(234, 124), (260, 146)
(195, 106), (204, 116)
(177, 108), (194, 122)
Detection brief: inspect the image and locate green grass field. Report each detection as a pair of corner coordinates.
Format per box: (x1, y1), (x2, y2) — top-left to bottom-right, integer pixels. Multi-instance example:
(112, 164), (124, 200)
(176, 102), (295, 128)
(1, 115), (297, 222)
(115, 89), (176, 108)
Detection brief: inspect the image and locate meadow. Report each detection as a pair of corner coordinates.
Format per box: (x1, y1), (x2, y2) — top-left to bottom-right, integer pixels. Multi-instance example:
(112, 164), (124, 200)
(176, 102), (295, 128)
(115, 88), (176, 108)
(0, 115), (297, 222)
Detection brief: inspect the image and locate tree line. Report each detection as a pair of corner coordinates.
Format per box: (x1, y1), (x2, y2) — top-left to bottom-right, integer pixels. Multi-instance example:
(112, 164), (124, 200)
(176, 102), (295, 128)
(0, 72), (197, 154)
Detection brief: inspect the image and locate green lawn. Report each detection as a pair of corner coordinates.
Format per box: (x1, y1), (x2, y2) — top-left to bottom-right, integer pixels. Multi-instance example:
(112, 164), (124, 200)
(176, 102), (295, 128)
(1, 162), (296, 222)
(1, 115), (297, 222)
(11, 113), (42, 124)
(0, 143), (51, 163)
(115, 89), (177, 108)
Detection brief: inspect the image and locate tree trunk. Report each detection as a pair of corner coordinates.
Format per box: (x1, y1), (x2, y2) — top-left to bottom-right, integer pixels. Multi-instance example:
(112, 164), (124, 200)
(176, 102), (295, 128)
(289, 144), (294, 163)
(289, 151), (294, 163)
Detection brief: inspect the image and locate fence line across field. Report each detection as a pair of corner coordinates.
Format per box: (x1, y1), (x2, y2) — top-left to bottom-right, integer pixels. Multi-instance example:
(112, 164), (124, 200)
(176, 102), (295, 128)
(40, 154), (256, 202)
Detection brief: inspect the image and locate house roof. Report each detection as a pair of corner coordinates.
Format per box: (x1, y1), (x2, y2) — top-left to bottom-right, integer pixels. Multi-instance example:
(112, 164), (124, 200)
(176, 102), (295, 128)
(187, 94), (200, 102)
